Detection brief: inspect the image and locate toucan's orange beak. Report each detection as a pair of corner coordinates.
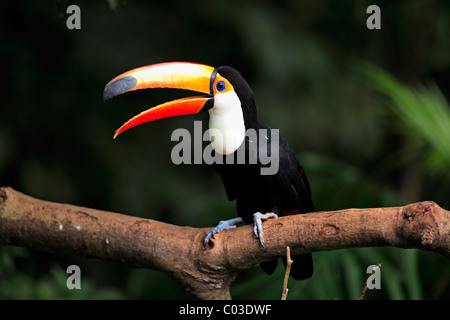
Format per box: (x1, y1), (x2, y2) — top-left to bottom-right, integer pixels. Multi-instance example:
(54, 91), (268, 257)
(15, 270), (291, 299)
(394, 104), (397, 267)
(103, 62), (217, 138)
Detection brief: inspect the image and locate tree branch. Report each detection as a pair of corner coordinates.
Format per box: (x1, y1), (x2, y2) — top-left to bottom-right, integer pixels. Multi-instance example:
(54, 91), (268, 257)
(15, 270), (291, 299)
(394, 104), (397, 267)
(0, 187), (449, 299)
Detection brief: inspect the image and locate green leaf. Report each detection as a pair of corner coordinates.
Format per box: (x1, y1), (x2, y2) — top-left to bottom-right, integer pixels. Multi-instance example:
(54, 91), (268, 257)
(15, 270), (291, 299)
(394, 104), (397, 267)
(363, 63), (450, 180)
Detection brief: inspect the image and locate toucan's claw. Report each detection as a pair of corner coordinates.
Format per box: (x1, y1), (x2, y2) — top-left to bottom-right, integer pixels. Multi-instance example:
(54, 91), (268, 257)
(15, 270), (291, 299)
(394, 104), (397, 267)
(253, 212), (278, 248)
(204, 217), (244, 247)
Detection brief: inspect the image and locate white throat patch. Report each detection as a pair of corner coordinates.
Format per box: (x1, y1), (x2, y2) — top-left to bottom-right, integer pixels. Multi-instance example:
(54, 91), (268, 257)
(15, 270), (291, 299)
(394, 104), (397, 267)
(207, 90), (246, 155)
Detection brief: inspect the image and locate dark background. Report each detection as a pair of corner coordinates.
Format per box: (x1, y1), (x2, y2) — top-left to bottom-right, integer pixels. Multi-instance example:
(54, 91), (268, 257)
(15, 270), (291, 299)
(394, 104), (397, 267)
(0, 0), (449, 299)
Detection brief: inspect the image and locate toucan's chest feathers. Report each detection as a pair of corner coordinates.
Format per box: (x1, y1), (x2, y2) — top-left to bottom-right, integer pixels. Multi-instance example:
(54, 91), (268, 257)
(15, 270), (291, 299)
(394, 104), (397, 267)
(208, 90), (246, 155)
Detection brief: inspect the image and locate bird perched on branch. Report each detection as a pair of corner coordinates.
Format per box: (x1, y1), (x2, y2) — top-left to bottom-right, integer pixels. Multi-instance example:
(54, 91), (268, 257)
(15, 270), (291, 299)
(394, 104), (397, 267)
(104, 62), (314, 280)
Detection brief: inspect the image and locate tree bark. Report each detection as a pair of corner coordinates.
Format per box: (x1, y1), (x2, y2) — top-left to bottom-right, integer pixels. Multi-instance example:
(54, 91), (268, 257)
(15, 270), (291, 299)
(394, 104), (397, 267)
(0, 186), (449, 299)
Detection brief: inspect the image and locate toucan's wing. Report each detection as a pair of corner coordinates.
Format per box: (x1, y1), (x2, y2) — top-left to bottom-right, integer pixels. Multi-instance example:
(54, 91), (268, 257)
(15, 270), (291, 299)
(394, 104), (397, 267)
(258, 121), (315, 280)
(258, 121), (314, 214)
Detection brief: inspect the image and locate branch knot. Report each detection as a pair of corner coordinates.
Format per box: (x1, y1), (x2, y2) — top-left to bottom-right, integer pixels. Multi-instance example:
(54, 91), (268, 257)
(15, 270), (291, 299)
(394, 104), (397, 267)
(0, 187), (7, 204)
(400, 201), (443, 250)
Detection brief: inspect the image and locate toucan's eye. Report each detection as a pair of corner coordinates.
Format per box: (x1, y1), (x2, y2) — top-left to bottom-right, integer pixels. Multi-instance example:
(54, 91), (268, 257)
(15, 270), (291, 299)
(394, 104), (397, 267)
(216, 81), (226, 92)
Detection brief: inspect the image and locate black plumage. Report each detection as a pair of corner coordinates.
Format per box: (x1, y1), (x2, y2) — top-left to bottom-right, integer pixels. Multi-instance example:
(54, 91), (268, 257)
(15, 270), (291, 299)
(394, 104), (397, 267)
(213, 66), (314, 280)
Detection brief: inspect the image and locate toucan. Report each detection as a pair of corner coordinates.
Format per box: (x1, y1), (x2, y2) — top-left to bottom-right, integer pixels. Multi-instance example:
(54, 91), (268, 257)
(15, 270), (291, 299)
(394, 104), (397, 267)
(103, 62), (314, 280)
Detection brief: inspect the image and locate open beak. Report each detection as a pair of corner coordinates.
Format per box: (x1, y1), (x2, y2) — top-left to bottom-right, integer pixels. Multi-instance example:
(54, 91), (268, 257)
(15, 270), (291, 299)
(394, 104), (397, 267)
(103, 62), (216, 138)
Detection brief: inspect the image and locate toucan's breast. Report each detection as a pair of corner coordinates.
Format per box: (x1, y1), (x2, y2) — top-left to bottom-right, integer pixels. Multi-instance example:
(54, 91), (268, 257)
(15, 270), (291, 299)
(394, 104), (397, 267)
(208, 91), (246, 155)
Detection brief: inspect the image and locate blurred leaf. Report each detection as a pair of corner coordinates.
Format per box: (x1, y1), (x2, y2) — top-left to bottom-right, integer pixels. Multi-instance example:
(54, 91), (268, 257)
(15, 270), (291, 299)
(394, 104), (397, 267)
(364, 63), (450, 179)
(107, 0), (122, 12)
(401, 250), (422, 299)
(341, 251), (363, 299)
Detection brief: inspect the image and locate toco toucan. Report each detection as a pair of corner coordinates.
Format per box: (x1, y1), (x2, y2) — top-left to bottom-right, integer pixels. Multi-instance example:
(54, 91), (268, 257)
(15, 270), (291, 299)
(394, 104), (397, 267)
(103, 62), (314, 280)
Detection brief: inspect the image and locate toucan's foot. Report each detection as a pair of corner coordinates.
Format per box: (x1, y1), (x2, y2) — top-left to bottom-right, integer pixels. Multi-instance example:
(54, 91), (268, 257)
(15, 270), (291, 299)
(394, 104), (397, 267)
(204, 217), (244, 247)
(253, 212), (278, 248)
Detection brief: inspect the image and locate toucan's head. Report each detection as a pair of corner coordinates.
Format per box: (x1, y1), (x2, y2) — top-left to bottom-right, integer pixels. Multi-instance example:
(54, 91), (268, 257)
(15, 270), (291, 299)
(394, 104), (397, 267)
(103, 62), (257, 154)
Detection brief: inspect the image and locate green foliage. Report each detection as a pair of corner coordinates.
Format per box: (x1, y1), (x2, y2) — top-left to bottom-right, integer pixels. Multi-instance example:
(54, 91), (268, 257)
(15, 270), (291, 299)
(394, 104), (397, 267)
(364, 63), (450, 180)
(0, 247), (124, 299)
(231, 248), (434, 300)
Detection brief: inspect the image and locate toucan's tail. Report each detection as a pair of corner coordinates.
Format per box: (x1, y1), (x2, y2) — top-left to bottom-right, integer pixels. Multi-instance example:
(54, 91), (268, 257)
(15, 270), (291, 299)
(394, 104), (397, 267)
(259, 253), (313, 280)
(284, 253), (313, 280)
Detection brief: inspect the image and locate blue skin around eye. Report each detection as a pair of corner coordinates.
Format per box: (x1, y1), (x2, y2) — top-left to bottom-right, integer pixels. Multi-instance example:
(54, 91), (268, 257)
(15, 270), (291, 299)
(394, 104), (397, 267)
(216, 81), (226, 92)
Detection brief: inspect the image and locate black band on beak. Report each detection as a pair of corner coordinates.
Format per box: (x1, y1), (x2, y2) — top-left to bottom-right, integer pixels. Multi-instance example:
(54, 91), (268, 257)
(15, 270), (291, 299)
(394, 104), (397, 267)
(209, 68), (218, 95)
